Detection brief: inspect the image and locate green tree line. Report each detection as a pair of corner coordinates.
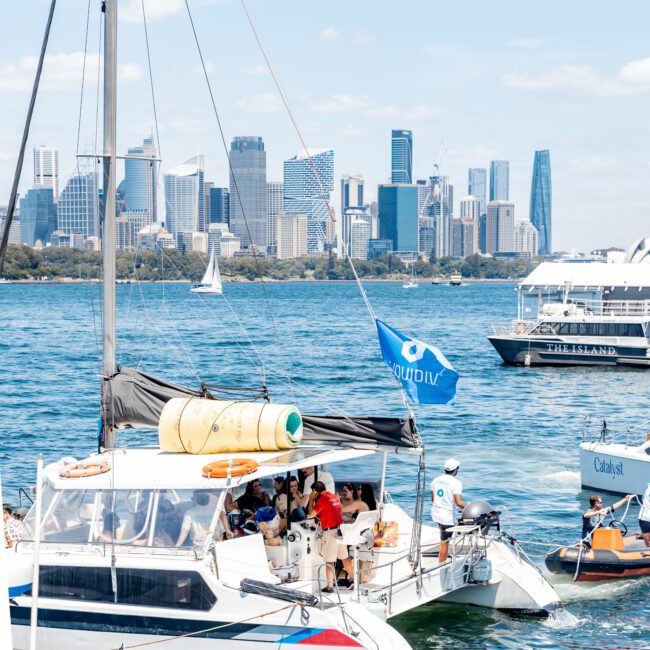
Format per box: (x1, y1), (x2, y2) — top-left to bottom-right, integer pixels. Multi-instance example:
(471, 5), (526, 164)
(0, 244), (538, 282)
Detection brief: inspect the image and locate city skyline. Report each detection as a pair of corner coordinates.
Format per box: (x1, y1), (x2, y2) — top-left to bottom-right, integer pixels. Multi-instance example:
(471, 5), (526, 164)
(2, 1), (650, 251)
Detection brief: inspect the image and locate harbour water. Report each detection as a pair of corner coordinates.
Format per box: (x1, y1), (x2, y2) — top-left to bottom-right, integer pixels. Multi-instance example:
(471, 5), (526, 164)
(1, 280), (649, 649)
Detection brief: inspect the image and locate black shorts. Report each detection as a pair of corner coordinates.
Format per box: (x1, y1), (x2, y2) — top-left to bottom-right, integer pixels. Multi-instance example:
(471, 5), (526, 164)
(640, 519), (650, 534)
(439, 524), (454, 542)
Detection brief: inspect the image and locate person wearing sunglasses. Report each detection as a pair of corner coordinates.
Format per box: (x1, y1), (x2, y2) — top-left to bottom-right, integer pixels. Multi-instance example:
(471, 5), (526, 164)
(582, 493), (634, 545)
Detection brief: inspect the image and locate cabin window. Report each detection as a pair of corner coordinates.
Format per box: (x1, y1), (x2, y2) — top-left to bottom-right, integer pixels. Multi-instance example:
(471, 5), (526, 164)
(34, 566), (216, 610)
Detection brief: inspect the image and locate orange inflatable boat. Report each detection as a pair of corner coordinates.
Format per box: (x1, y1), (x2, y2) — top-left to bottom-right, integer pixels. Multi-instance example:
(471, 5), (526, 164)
(545, 527), (650, 581)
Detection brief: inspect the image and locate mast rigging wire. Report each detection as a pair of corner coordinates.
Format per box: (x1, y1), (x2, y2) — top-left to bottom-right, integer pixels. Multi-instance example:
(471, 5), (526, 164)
(0, 0), (57, 274)
(183, 0), (296, 404)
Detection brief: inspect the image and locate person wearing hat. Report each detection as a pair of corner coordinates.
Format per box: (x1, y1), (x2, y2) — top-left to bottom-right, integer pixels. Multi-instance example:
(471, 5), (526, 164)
(430, 458), (466, 564)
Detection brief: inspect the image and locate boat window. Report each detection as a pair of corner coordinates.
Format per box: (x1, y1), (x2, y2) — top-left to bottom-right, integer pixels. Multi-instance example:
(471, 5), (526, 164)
(23, 488), (223, 548)
(540, 322), (645, 338)
(34, 566), (216, 610)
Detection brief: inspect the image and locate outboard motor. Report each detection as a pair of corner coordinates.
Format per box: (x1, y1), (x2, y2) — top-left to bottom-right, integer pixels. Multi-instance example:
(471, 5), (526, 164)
(460, 499), (501, 535)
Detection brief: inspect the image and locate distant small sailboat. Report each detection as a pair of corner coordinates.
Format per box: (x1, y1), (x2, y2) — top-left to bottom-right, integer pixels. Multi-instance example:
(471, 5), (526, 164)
(191, 250), (223, 294)
(403, 260), (419, 289)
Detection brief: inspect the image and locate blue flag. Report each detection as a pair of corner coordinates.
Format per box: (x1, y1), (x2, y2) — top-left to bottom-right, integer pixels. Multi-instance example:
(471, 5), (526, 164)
(376, 319), (459, 405)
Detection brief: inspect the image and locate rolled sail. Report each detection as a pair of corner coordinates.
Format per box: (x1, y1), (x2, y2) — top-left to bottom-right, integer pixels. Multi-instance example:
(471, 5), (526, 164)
(158, 397), (303, 454)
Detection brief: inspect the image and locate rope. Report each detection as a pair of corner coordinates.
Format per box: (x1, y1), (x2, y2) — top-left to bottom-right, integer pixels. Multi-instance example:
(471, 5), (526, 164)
(183, 0), (296, 404)
(108, 602), (299, 649)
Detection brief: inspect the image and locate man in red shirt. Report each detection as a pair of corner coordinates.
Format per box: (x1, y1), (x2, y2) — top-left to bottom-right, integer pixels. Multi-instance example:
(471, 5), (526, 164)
(308, 481), (352, 592)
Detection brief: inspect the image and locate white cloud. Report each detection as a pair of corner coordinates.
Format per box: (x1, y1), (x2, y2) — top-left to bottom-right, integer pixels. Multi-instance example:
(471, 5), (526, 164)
(0, 52), (143, 92)
(241, 64), (268, 76)
(505, 37), (546, 50)
(235, 93), (282, 114)
(502, 57), (650, 97)
(320, 27), (342, 42)
(193, 61), (218, 75)
(120, 0), (184, 24)
(309, 94), (372, 114)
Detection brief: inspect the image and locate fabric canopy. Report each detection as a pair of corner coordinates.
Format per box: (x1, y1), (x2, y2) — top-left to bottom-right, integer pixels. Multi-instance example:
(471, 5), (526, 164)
(102, 367), (421, 453)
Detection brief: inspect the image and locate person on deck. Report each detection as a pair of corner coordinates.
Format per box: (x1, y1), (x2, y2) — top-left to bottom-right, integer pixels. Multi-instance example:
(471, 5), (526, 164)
(3, 504), (24, 548)
(340, 483), (369, 523)
(581, 494), (634, 545)
(308, 481), (353, 592)
(637, 484), (650, 547)
(430, 459), (466, 564)
(176, 491), (233, 547)
(358, 484), (377, 512)
(229, 480), (271, 513)
(301, 466), (335, 494)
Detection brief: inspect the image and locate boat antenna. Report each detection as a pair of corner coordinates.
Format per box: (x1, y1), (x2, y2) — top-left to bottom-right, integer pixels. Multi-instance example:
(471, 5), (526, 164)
(101, 0), (118, 449)
(0, 0), (57, 275)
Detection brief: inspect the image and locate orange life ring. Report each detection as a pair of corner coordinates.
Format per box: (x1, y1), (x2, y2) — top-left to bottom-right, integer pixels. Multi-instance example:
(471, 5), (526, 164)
(59, 460), (111, 479)
(202, 459), (259, 478)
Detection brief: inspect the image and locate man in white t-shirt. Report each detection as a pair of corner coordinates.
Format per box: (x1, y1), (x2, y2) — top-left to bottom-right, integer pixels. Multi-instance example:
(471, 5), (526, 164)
(302, 466), (335, 494)
(639, 483), (650, 547)
(430, 458), (466, 564)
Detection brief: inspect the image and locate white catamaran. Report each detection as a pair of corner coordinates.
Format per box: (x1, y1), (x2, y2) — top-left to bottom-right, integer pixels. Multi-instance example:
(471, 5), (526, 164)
(6, 3), (564, 649)
(192, 250), (223, 294)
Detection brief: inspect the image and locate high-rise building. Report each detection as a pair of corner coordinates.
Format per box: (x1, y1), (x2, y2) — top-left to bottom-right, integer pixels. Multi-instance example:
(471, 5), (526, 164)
(467, 168), (486, 215)
(489, 160), (509, 201)
(57, 170), (99, 238)
(349, 218), (371, 260)
(514, 220), (539, 258)
(34, 145), (60, 200)
(452, 219), (478, 258)
(20, 187), (56, 246)
(378, 183), (419, 253)
(418, 215), (435, 257)
(341, 207), (371, 254)
(209, 187), (229, 225)
(529, 149), (552, 255)
(229, 136), (267, 248)
(391, 130), (413, 184)
(267, 181), (283, 248)
(424, 175), (453, 258)
(276, 212), (308, 259)
(124, 136), (158, 224)
(283, 148), (334, 255)
(486, 200), (515, 253)
(164, 156), (204, 241)
(460, 195), (480, 221)
(203, 182), (214, 224)
(341, 174), (364, 215)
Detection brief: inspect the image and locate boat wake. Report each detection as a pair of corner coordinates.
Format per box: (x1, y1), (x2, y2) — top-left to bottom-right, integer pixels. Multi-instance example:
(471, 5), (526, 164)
(542, 607), (582, 630)
(549, 574), (650, 603)
(543, 469), (581, 491)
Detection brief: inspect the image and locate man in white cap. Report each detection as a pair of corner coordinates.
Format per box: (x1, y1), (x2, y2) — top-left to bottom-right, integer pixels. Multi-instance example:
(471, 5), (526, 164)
(430, 458), (466, 564)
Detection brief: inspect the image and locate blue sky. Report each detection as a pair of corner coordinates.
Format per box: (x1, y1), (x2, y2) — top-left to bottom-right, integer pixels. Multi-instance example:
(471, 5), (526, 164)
(2, 0), (650, 251)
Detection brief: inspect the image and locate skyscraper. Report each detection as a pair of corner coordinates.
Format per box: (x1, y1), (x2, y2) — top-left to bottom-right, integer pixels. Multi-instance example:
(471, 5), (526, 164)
(267, 181), (283, 248)
(209, 187), (229, 225)
(391, 130), (413, 184)
(514, 220), (539, 258)
(229, 136), (267, 249)
(341, 174), (364, 215)
(424, 175), (453, 258)
(57, 170), (99, 238)
(486, 200), (515, 253)
(20, 187), (56, 246)
(460, 195), (480, 221)
(164, 156), (204, 240)
(34, 145), (60, 200)
(452, 219), (478, 258)
(468, 168), (486, 215)
(283, 148), (334, 255)
(349, 218), (371, 260)
(489, 161), (509, 201)
(529, 149), (552, 255)
(276, 212), (308, 259)
(124, 136), (158, 224)
(378, 183), (418, 253)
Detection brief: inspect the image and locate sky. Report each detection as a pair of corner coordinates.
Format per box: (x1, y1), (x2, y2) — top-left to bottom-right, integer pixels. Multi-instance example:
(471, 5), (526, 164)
(2, 0), (650, 252)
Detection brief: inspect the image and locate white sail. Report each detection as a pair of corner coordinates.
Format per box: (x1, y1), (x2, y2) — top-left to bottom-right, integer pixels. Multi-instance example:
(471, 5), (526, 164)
(212, 256), (223, 293)
(200, 252), (215, 286)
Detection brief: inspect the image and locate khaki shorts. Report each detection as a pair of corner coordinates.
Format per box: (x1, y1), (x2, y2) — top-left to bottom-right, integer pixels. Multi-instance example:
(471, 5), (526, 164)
(318, 528), (348, 563)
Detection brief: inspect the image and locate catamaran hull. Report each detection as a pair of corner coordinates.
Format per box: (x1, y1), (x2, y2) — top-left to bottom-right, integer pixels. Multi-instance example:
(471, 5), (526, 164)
(10, 604), (398, 649)
(488, 335), (650, 367)
(190, 287), (222, 294)
(580, 443), (650, 495)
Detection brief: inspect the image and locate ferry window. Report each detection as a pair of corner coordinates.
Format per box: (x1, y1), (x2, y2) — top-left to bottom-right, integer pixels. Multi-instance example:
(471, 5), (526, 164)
(34, 566), (216, 610)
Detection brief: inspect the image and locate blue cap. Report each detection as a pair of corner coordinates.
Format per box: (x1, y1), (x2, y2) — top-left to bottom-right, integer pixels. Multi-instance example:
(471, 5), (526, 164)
(255, 506), (277, 523)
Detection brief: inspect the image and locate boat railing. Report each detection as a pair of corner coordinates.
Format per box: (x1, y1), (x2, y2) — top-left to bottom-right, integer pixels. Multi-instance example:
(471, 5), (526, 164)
(490, 320), (536, 336)
(538, 298), (650, 319)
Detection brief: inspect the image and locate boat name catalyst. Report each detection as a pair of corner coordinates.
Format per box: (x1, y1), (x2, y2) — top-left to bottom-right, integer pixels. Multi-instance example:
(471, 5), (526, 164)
(593, 456), (624, 479)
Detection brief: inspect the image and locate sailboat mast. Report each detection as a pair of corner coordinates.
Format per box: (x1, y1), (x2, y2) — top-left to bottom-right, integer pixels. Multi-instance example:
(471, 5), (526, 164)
(102, 0), (117, 449)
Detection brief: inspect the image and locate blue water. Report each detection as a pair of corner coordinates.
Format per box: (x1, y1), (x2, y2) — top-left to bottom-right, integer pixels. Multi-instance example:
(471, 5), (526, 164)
(1, 280), (649, 649)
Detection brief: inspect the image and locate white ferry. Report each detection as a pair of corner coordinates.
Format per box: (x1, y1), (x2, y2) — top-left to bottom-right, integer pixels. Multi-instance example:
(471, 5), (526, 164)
(489, 240), (650, 367)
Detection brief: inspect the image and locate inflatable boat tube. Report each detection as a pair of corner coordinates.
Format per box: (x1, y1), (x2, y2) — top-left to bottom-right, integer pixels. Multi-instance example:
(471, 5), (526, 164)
(545, 528), (650, 581)
(158, 397), (303, 454)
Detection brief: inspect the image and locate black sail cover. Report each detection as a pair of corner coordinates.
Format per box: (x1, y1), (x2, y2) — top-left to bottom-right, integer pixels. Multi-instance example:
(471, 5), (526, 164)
(102, 367), (421, 452)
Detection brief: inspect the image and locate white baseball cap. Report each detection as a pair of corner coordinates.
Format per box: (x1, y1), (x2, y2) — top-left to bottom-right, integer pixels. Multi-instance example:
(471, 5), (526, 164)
(444, 458), (460, 471)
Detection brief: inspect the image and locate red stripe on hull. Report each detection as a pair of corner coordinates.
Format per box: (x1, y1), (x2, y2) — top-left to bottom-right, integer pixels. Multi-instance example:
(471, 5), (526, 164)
(297, 629), (364, 646)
